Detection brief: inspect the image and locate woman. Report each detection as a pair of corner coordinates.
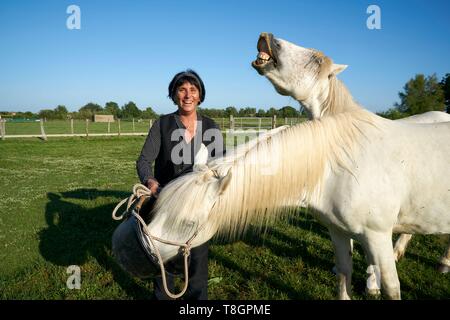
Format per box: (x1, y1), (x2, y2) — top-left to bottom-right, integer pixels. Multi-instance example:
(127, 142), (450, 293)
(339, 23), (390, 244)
(136, 69), (223, 300)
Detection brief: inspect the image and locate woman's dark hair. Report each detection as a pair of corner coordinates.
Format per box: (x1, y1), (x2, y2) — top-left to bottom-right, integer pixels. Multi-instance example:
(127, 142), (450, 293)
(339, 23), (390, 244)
(168, 69), (205, 105)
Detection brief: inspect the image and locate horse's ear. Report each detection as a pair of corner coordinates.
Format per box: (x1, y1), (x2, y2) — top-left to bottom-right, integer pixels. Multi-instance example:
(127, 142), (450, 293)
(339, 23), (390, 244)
(218, 169), (232, 195)
(330, 63), (348, 76)
(193, 143), (209, 172)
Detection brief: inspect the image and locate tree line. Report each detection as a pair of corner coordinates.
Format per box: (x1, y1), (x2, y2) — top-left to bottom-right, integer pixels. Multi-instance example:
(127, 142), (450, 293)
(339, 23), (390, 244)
(0, 103), (304, 120)
(2, 73), (449, 121)
(198, 106), (303, 118)
(377, 73), (450, 119)
(38, 102), (159, 120)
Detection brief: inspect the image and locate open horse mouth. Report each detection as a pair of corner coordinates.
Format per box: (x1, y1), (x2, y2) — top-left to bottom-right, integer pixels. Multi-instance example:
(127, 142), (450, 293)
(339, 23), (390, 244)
(252, 32), (278, 73)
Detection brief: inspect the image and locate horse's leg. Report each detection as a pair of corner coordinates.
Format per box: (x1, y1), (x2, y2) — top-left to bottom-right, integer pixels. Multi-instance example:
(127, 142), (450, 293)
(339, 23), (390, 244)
(393, 234), (413, 262)
(331, 238), (353, 275)
(329, 227), (353, 300)
(438, 236), (450, 274)
(361, 231), (401, 300)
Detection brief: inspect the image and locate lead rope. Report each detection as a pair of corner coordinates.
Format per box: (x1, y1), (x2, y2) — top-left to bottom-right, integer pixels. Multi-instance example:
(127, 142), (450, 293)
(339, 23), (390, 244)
(112, 184), (197, 299)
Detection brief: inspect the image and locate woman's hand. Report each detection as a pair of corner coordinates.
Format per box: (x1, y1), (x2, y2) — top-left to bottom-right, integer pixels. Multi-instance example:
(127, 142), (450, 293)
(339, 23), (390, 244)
(146, 178), (160, 197)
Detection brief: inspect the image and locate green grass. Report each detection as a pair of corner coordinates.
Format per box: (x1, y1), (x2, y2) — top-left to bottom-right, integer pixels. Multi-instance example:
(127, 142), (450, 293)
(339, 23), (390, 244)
(0, 137), (449, 300)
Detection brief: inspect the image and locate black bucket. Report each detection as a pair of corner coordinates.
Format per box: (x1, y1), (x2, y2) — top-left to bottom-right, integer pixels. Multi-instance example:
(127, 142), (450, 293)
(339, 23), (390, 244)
(112, 211), (189, 279)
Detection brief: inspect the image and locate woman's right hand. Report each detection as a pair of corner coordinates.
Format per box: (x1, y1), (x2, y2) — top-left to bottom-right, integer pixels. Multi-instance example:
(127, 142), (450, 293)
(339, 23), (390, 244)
(146, 178), (160, 197)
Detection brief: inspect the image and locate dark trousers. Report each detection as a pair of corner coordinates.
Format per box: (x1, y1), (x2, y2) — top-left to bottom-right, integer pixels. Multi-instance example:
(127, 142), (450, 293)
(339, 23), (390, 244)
(153, 241), (209, 300)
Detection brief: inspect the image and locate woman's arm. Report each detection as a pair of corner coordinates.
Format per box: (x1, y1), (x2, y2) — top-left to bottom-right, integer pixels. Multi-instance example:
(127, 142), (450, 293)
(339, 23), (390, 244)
(136, 119), (161, 193)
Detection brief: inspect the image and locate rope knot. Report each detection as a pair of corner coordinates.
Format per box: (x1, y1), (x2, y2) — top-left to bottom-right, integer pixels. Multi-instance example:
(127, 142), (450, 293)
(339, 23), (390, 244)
(182, 246), (191, 258)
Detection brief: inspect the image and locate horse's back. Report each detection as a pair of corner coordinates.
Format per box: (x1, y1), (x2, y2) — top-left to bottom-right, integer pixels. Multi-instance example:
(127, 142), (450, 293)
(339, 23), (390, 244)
(397, 111), (450, 124)
(323, 119), (450, 235)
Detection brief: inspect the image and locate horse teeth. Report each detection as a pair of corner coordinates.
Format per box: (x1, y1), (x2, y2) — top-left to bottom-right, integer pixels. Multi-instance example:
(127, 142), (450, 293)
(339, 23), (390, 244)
(258, 52), (271, 60)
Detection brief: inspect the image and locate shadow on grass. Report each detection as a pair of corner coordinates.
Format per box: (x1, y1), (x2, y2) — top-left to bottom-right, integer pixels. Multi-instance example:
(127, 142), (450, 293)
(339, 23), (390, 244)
(209, 212), (336, 299)
(209, 249), (317, 299)
(38, 189), (154, 299)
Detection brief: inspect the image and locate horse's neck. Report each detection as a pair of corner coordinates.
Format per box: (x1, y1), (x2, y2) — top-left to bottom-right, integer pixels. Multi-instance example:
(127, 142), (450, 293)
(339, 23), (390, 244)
(315, 77), (361, 118)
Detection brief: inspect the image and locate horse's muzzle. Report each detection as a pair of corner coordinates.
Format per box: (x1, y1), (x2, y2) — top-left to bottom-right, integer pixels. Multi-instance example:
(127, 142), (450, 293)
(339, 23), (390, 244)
(112, 214), (159, 278)
(112, 209), (188, 278)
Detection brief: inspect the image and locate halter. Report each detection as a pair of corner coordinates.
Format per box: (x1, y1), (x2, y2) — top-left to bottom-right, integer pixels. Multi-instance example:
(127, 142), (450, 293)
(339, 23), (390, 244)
(112, 184), (206, 299)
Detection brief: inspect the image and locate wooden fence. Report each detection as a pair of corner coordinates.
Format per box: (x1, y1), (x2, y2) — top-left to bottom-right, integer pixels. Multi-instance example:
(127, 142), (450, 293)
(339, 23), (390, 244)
(0, 116), (305, 140)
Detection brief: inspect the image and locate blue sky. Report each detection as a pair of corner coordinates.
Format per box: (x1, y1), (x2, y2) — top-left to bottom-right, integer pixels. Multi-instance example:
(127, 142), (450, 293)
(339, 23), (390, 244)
(1, 0), (449, 114)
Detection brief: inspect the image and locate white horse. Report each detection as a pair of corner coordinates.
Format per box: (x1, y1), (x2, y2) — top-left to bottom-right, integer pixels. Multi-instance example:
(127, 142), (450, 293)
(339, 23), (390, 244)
(312, 109), (450, 293)
(253, 33), (450, 279)
(251, 32), (450, 298)
(393, 112), (450, 270)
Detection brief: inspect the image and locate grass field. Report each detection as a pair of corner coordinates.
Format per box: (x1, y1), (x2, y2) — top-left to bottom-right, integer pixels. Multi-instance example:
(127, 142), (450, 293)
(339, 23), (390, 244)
(0, 136), (449, 300)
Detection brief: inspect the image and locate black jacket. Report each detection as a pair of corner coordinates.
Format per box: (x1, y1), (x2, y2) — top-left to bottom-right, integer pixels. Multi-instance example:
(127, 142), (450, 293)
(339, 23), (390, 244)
(136, 111), (224, 187)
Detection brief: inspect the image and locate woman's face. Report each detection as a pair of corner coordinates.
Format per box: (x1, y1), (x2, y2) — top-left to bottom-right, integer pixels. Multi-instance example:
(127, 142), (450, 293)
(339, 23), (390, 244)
(176, 81), (200, 114)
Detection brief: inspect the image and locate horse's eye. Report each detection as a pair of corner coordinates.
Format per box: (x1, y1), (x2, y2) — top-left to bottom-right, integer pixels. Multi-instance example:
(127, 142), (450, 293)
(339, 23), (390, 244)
(184, 219), (197, 228)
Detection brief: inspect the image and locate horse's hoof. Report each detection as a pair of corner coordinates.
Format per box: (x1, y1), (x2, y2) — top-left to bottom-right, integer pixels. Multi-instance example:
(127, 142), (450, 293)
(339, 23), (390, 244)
(437, 264), (450, 274)
(393, 251), (404, 262)
(366, 287), (381, 297)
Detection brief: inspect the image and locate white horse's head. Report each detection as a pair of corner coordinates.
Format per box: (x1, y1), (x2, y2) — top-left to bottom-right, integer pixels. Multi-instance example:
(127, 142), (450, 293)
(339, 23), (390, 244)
(252, 32), (348, 118)
(146, 164), (232, 263)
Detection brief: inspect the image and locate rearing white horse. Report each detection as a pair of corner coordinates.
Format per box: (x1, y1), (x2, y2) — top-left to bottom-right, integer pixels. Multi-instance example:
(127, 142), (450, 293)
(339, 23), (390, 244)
(251, 32), (450, 298)
(252, 33), (450, 278)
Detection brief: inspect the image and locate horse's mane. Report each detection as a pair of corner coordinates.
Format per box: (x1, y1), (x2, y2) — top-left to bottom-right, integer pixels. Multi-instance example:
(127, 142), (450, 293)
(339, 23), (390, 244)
(208, 110), (378, 239)
(153, 81), (380, 241)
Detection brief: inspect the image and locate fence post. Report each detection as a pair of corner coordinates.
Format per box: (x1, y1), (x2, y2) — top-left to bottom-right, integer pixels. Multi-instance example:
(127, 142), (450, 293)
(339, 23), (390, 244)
(272, 115), (277, 129)
(258, 118), (262, 130)
(132, 118), (135, 132)
(222, 117), (224, 129)
(118, 119), (121, 137)
(230, 115), (234, 131)
(108, 120), (111, 134)
(285, 117), (288, 125)
(0, 120), (5, 140)
(71, 119), (74, 135)
(85, 119), (89, 137)
(40, 119), (47, 141)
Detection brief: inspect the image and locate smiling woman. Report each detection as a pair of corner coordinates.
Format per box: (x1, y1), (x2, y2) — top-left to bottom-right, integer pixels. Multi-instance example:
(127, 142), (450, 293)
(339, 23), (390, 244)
(132, 69), (224, 300)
